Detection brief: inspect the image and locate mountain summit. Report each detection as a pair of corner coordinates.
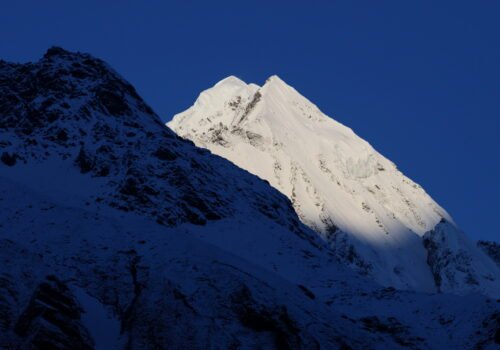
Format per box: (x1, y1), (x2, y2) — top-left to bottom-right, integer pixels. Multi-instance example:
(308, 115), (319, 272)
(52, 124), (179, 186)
(168, 75), (500, 297)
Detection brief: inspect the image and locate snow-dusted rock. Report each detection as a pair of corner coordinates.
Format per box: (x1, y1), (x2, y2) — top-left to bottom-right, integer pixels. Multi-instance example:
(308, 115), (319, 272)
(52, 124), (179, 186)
(423, 219), (499, 296)
(478, 240), (500, 266)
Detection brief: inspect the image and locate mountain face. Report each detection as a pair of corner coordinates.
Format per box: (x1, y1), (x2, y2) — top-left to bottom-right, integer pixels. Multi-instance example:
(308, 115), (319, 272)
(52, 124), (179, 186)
(0, 47), (337, 348)
(0, 48), (498, 349)
(168, 75), (500, 297)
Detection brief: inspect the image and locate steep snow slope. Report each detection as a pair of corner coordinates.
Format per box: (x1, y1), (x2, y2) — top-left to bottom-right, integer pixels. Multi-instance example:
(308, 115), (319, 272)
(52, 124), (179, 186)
(2, 177), (497, 349)
(0, 175), (376, 349)
(0, 48), (498, 349)
(168, 75), (500, 297)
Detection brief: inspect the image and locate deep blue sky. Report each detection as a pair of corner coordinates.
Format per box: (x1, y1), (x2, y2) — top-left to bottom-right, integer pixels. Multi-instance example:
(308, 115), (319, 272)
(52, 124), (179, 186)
(1, 1), (498, 241)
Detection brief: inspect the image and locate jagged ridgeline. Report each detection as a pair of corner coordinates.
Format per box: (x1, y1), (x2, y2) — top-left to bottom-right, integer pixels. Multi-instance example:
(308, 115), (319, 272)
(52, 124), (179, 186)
(0, 48), (498, 349)
(0, 47), (309, 230)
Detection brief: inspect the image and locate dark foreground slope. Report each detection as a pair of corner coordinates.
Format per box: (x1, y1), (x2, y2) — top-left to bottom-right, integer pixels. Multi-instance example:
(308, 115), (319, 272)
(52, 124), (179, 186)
(0, 48), (497, 349)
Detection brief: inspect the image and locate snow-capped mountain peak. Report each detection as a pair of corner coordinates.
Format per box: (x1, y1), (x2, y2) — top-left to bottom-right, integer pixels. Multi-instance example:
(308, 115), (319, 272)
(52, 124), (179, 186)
(168, 75), (500, 297)
(215, 75), (247, 87)
(1, 48), (498, 348)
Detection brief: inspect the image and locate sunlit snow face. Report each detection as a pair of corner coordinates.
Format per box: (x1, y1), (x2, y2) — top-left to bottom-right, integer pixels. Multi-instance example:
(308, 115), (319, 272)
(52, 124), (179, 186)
(167, 75), (499, 297)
